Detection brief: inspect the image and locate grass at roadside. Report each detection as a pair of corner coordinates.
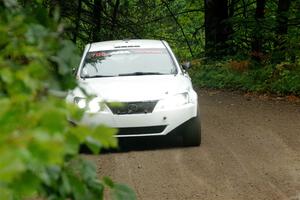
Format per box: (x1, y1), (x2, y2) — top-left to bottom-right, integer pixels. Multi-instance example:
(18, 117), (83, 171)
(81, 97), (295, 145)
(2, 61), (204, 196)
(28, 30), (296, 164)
(190, 59), (300, 96)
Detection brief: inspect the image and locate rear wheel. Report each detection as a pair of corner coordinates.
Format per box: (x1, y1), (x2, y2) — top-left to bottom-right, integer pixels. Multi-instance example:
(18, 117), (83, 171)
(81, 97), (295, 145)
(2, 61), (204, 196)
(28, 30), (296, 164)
(182, 110), (201, 146)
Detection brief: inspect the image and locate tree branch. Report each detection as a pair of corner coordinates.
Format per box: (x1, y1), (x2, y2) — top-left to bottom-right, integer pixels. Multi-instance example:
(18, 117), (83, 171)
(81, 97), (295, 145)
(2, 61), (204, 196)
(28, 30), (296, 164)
(162, 0), (194, 57)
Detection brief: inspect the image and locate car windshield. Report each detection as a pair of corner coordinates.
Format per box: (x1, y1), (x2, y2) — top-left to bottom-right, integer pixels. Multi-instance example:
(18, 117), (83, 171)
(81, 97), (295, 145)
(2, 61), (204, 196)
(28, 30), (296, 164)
(81, 48), (177, 78)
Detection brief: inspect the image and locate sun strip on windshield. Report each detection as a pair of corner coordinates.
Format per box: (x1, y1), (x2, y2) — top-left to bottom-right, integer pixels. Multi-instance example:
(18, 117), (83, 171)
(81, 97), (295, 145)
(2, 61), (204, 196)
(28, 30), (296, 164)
(87, 48), (168, 59)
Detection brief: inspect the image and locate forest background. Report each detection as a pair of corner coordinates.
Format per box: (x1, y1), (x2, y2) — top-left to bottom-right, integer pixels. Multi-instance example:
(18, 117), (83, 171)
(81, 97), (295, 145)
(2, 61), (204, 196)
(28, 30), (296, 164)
(0, 0), (299, 199)
(55, 0), (300, 95)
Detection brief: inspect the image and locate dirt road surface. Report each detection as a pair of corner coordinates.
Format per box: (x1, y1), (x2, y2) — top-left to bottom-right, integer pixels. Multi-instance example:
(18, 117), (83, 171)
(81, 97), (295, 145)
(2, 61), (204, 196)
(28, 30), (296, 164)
(87, 89), (300, 200)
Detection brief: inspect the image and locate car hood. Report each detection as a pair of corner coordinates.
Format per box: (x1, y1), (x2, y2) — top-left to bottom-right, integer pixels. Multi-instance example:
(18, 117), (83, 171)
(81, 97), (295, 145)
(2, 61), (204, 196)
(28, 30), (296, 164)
(74, 75), (191, 102)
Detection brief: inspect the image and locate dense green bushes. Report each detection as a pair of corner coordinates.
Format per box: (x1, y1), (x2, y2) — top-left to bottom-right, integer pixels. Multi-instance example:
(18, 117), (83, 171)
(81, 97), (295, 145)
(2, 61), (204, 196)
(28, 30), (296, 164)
(190, 60), (300, 96)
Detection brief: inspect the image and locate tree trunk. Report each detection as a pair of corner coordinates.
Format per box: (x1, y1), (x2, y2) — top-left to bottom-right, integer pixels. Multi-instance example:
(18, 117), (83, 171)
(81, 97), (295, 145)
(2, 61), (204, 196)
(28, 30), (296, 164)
(92, 0), (103, 42)
(277, 0), (291, 35)
(73, 0), (82, 43)
(251, 0), (266, 62)
(274, 0), (291, 62)
(204, 0), (230, 58)
(110, 0), (120, 40)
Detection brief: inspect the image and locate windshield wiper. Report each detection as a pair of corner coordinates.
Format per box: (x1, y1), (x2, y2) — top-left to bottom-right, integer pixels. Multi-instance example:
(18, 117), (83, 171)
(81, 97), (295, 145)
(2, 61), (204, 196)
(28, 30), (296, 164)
(118, 72), (167, 76)
(82, 75), (116, 78)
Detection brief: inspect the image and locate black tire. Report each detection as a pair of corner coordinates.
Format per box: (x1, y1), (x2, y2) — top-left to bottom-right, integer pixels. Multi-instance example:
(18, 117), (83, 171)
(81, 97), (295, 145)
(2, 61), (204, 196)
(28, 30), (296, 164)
(182, 110), (201, 146)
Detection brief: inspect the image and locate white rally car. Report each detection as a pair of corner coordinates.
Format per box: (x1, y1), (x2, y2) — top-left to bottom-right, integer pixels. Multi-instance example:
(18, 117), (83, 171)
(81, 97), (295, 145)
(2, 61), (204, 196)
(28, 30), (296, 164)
(67, 39), (201, 146)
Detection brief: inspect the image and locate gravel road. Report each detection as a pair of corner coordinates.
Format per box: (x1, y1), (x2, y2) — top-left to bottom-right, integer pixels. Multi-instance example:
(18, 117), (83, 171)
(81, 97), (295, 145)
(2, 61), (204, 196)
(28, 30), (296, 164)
(87, 89), (300, 200)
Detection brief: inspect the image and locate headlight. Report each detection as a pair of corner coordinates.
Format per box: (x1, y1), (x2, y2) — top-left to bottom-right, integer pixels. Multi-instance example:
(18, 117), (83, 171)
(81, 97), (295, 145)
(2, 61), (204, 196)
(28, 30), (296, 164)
(74, 97), (87, 109)
(156, 93), (190, 109)
(88, 98), (101, 113)
(74, 97), (101, 113)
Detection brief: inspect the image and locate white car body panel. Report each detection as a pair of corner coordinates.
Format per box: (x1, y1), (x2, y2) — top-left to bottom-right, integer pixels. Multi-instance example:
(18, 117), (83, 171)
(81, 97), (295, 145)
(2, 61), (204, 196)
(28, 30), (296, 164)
(67, 39), (198, 137)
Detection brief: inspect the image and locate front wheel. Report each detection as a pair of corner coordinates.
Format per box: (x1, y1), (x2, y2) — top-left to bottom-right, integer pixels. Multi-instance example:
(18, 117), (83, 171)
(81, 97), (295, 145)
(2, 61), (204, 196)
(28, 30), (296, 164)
(182, 111), (201, 146)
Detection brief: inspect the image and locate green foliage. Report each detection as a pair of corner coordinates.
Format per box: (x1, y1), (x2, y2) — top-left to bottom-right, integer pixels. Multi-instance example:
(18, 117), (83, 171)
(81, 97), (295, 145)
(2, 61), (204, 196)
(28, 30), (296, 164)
(57, 0), (203, 59)
(191, 60), (300, 95)
(190, 0), (300, 95)
(103, 177), (137, 200)
(0, 1), (135, 199)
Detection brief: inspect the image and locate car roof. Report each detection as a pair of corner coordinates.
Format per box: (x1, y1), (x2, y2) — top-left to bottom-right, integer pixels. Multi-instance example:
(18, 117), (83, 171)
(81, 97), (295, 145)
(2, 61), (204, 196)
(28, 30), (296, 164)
(88, 39), (166, 51)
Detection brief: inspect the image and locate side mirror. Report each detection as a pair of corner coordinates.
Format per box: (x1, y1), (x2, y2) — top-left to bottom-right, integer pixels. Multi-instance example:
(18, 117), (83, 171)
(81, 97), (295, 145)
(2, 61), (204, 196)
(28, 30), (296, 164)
(182, 61), (191, 70)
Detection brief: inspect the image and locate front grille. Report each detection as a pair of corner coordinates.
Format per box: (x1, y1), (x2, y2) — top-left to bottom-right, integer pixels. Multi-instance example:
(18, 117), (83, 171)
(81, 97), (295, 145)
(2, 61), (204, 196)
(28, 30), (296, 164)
(117, 125), (167, 135)
(107, 101), (158, 115)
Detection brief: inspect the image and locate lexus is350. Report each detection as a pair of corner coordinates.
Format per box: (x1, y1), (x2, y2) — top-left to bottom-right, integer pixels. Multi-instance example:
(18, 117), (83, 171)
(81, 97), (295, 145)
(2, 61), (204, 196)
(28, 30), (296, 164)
(66, 39), (201, 146)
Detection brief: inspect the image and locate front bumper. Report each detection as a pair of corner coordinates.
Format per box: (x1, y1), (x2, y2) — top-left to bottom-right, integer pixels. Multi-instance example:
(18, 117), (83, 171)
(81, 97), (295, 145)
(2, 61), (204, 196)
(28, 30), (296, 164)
(78, 103), (197, 137)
